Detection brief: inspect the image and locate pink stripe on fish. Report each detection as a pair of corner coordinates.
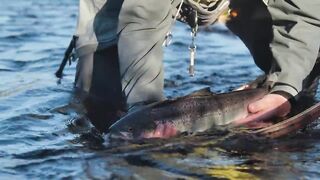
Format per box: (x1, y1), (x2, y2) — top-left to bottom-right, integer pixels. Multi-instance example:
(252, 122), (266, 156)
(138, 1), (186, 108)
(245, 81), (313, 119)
(142, 122), (177, 139)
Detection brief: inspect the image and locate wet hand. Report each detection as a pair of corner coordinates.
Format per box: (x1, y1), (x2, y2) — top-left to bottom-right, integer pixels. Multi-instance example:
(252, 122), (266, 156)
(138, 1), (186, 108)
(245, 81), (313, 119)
(233, 93), (291, 125)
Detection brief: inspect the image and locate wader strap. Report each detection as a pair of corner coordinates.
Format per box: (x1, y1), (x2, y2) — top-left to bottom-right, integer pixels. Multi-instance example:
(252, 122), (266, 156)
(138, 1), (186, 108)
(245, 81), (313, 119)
(55, 35), (78, 79)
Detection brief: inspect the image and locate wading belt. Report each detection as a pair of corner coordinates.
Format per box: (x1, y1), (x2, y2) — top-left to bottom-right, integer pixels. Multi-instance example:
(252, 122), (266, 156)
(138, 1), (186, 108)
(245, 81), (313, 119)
(55, 35), (78, 79)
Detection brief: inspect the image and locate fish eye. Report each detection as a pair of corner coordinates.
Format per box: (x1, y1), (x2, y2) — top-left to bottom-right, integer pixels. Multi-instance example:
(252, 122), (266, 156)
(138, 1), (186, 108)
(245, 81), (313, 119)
(128, 127), (133, 132)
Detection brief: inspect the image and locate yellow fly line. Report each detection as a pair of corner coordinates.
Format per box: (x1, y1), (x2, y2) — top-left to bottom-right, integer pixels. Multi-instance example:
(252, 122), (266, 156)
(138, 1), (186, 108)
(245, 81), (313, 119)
(205, 165), (261, 180)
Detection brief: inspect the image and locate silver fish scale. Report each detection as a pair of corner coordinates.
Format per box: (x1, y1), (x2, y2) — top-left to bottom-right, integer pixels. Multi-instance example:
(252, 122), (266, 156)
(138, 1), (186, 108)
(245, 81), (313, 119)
(151, 98), (200, 132)
(164, 97), (218, 132)
(110, 88), (268, 138)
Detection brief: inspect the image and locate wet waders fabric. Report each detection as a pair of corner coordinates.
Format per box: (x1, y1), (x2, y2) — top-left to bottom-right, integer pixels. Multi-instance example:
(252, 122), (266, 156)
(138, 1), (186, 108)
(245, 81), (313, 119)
(227, 0), (273, 74)
(117, 0), (175, 106)
(82, 46), (125, 131)
(73, 0), (319, 132)
(74, 0), (180, 131)
(267, 0), (320, 96)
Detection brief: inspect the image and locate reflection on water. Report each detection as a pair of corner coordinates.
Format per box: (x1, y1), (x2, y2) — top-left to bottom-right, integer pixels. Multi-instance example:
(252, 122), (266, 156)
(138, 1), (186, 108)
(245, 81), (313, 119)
(0, 0), (319, 179)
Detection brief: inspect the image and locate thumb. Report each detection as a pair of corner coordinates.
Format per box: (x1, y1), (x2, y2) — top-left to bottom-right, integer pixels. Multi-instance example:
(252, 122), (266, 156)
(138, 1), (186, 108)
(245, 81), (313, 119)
(248, 99), (266, 113)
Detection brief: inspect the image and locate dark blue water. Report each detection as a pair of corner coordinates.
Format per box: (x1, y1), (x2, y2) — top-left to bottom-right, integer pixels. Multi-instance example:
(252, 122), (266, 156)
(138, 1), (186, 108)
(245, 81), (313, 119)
(1, 1), (319, 179)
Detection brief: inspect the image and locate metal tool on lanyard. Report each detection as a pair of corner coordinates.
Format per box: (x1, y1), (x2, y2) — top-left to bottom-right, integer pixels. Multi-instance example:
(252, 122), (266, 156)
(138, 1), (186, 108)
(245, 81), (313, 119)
(165, 0), (199, 76)
(164, 32), (173, 47)
(188, 9), (198, 76)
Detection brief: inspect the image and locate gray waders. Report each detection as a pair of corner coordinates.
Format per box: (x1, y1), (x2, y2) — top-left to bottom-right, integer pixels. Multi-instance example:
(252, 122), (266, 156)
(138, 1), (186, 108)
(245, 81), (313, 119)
(73, 0), (182, 131)
(69, 0), (319, 132)
(227, 0), (320, 101)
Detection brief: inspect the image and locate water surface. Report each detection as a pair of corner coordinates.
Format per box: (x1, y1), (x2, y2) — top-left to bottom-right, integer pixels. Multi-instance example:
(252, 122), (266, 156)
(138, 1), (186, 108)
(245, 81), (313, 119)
(0, 1), (319, 179)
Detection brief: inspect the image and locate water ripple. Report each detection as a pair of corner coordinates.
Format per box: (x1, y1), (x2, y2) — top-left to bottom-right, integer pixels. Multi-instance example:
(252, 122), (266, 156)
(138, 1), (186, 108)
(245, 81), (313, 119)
(0, 0), (319, 179)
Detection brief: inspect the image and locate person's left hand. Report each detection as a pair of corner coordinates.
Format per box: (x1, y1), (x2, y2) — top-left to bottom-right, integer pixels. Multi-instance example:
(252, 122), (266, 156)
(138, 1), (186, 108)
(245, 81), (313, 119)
(233, 93), (292, 125)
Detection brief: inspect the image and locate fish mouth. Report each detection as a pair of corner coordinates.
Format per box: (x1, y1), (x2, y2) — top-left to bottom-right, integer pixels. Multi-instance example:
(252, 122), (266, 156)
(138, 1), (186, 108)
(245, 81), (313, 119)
(109, 131), (133, 140)
(109, 123), (178, 140)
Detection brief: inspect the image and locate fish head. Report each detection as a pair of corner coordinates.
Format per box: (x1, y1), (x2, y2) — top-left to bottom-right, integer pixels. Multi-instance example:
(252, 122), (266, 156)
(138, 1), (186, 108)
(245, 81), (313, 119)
(108, 107), (179, 140)
(108, 108), (158, 140)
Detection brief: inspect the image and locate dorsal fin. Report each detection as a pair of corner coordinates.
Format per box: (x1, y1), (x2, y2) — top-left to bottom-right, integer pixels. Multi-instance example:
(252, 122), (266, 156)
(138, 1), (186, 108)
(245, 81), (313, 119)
(186, 87), (214, 97)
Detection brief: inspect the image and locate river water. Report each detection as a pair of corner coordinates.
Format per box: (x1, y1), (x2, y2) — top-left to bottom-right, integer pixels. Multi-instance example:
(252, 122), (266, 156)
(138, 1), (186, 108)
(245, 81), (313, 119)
(1, 0), (319, 179)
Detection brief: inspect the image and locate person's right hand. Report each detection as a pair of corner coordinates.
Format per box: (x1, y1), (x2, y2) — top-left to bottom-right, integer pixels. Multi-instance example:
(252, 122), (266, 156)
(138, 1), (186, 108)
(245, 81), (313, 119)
(233, 93), (291, 125)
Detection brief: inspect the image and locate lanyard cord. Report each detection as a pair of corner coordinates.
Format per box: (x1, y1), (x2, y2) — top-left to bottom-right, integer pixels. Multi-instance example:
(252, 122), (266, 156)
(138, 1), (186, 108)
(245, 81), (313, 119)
(165, 0), (199, 77)
(163, 0), (184, 47)
(173, 0), (185, 23)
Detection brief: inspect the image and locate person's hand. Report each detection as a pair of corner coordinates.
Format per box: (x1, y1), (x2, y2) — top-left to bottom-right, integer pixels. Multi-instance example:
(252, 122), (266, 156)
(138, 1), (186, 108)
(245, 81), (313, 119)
(233, 93), (292, 125)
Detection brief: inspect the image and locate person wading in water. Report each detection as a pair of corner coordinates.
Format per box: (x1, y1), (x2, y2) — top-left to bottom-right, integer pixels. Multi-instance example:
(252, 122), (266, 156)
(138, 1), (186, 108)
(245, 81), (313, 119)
(56, 0), (320, 133)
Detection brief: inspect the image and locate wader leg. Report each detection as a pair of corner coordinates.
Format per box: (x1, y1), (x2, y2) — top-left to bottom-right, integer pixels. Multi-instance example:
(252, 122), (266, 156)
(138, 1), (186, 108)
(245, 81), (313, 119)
(75, 46), (126, 132)
(75, 0), (178, 131)
(117, 0), (173, 107)
(74, 0), (126, 132)
(82, 46), (126, 132)
(228, 0), (320, 98)
(227, 0), (273, 73)
(75, 53), (94, 93)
